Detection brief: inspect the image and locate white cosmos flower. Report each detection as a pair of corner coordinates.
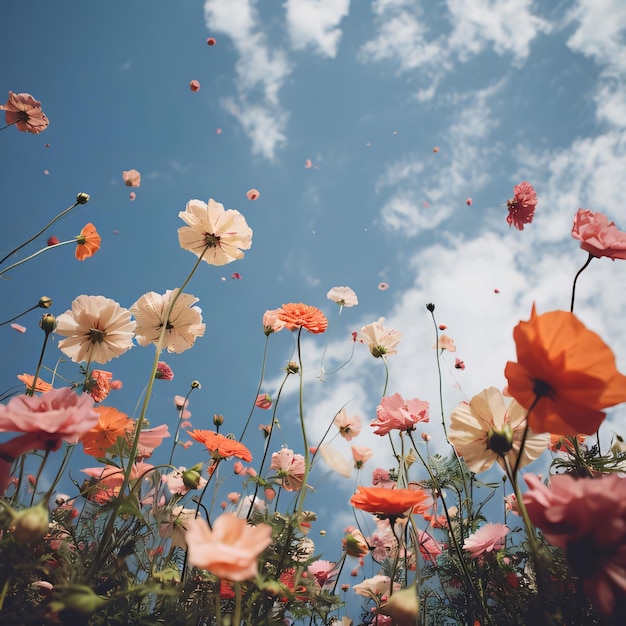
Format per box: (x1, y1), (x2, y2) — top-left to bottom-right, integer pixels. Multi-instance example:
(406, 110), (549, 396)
(326, 286), (358, 307)
(130, 289), (206, 354)
(178, 198), (252, 265)
(357, 317), (402, 358)
(55, 295), (135, 364)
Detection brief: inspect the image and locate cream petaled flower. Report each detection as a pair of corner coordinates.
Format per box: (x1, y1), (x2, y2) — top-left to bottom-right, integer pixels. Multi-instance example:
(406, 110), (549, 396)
(357, 317), (402, 358)
(130, 290), (206, 354)
(178, 198), (252, 265)
(55, 295), (135, 364)
(327, 286), (358, 307)
(448, 387), (549, 474)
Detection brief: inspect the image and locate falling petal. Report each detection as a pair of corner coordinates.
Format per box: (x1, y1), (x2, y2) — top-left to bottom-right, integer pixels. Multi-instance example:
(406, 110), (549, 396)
(466, 198), (473, 206)
(231, 273), (241, 279)
(129, 192), (136, 201)
(207, 37), (216, 46)
(432, 147), (439, 153)
(494, 288), (500, 293)
(122, 169), (141, 187)
(44, 143), (50, 148)
(43, 170), (49, 175)
(47, 236), (59, 246)
(190, 80), (200, 92)
(11, 323), (26, 333)
(454, 358), (465, 370)
(304, 159), (312, 169)
(439, 324), (447, 330)
(246, 188), (259, 200)
(221, 277), (226, 282)
(378, 282), (389, 291)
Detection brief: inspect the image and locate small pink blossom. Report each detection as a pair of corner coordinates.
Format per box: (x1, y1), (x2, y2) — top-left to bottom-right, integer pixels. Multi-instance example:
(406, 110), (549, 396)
(189, 80), (200, 92)
(463, 523), (508, 558)
(270, 448), (306, 491)
(436, 334), (456, 352)
(122, 169), (141, 187)
(506, 181), (537, 230)
(262, 309), (286, 335)
(333, 408), (362, 441)
(571, 208), (626, 261)
(371, 393), (429, 436)
(351, 446), (373, 469)
(255, 393), (272, 410)
(155, 361), (174, 380)
(246, 188), (259, 200)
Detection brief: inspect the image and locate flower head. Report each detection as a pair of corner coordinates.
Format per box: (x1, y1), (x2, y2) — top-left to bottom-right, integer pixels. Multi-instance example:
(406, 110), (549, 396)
(350, 486), (429, 517)
(188, 429), (252, 462)
(84, 369), (112, 403)
(504, 306), (626, 435)
(327, 286), (358, 307)
(278, 303), (328, 334)
(55, 295), (135, 364)
(262, 309), (286, 335)
(270, 448), (306, 491)
(1, 91), (49, 134)
(155, 361), (174, 380)
(130, 289), (205, 354)
(371, 393), (429, 436)
(80, 406), (133, 457)
(255, 393), (272, 410)
(334, 408), (362, 441)
(122, 169), (141, 187)
(506, 181), (537, 230)
(448, 387), (549, 473)
(17, 373), (52, 394)
(572, 208), (626, 260)
(75, 223), (101, 261)
(351, 446), (373, 469)
(463, 523), (509, 557)
(178, 198), (252, 265)
(185, 513), (273, 581)
(357, 318), (401, 358)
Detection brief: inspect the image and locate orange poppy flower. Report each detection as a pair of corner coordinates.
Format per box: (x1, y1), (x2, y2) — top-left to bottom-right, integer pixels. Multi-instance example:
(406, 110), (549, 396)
(504, 306), (626, 436)
(188, 429), (252, 462)
(350, 486), (429, 517)
(80, 406), (133, 457)
(278, 303), (328, 334)
(75, 223), (101, 261)
(17, 373), (53, 393)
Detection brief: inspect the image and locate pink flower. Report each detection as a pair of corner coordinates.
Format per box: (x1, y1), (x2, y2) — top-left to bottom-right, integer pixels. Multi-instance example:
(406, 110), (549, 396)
(262, 309), (286, 335)
(435, 334), (456, 352)
(571, 208), (626, 261)
(351, 446), (373, 469)
(333, 408), (362, 441)
(122, 169), (141, 187)
(246, 188), (259, 200)
(418, 529), (443, 562)
(189, 80), (200, 92)
(308, 559), (337, 589)
(463, 523), (509, 557)
(155, 361), (174, 380)
(270, 448), (306, 491)
(371, 393), (429, 436)
(161, 467), (206, 495)
(372, 467), (395, 488)
(132, 423), (170, 458)
(1, 91), (49, 134)
(506, 181), (537, 230)
(185, 513), (272, 581)
(255, 393), (272, 410)
(523, 473), (626, 615)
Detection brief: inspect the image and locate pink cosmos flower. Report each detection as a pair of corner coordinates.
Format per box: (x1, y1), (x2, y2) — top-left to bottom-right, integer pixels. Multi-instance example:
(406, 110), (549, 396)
(357, 318), (402, 358)
(262, 309), (286, 335)
(333, 408), (362, 441)
(523, 473), (626, 615)
(1, 91), (49, 133)
(185, 513), (273, 581)
(326, 286), (358, 307)
(463, 523), (509, 558)
(255, 393), (272, 410)
(131, 423), (171, 458)
(351, 446), (373, 469)
(371, 393), (430, 436)
(506, 181), (537, 230)
(418, 529), (443, 563)
(436, 334), (456, 352)
(270, 448), (306, 491)
(308, 560), (337, 589)
(122, 169), (141, 187)
(155, 361), (174, 380)
(571, 208), (626, 261)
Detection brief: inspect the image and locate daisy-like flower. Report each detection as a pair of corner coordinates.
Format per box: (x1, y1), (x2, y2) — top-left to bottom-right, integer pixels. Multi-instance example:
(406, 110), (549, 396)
(55, 295), (135, 364)
(357, 317), (402, 358)
(463, 522), (509, 557)
(75, 223), (101, 261)
(327, 286), (358, 307)
(334, 408), (362, 441)
(188, 429), (252, 462)
(350, 486), (429, 517)
(80, 406), (133, 458)
(448, 387), (549, 473)
(278, 303), (328, 334)
(270, 448), (306, 491)
(1, 91), (49, 134)
(371, 393), (429, 436)
(130, 290), (206, 354)
(178, 198), (253, 265)
(506, 181), (537, 230)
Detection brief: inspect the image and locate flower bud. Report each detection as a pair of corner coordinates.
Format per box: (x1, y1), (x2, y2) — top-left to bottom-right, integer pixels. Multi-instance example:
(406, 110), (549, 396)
(76, 192), (90, 204)
(11, 502), (50, 545)
(286, 361), (299, 374)
(182, 464), (203, 490)
(487, 423), (514, 456)
(426, 302), (435, 312)
(39, 313), (57, 334)
(38, 296), (52, 309)
(191, 380), (201, 389)
(213, 414), (224, 427)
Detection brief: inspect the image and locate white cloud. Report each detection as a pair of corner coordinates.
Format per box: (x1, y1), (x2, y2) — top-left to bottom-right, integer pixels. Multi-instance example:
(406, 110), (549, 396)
(285, 0), (351, 58)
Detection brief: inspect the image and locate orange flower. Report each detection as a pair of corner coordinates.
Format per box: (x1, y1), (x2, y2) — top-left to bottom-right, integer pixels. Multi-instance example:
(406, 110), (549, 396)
(80, 406), (133, 457)
(75, 223), (101, 261)
(278, 303), (328, 334)
(84, 369), (112, 403)
(17, 373), (52, 393)
(504, 306), (626, 436)
(350, 486), (429, 517)
(188, 429), (252, 462)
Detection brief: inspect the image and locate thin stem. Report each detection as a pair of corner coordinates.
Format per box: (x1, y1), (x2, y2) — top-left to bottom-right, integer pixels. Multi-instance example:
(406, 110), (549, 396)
(295, 329), (310, 517)
(233, 581), (242, 625)
(0, 303), (40, 326)
(0, 240), (75, 278)
(570, 253), (593, 313)
(0, 120), (18, 132)
(29, 328), (53, 397)
(381, 355), (390, 398)
(29, 449), (51, 506)
(239, 335), (270, 441)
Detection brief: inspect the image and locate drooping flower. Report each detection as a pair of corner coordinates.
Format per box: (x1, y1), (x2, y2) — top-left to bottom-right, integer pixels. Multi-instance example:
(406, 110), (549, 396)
(357, 318), (402, 357)
(506, 181), (537, 230)
(17, 373), (52, 393)
(504, 305), (626, 435)
(80, 406), (133, 458)
(463, 523), (509, 557)
(55, 295), (135, 364)
(270, 448), (306, 491)
(84, 369), (112, 403)
(155, 361), (174, 380)
(185, 513), (273, 581)
(436, 334), (456, 352)
(122, 169), (141, 187)
(523, 473), (626, 615)
(130, 290), (205, 354)
(371, 393), (429, 436)
(353, 575), (401, 599)
(1, 91), (49, 134)
(188, 429), (252, 462)
(262, 309), (286, 335)
(278, 303), (328, 334)
(571, 208), (626, 261)
(178, 198), (253, 265)
(350, 486), (429, 517)
(327, 286), (358, 307)
(334, 408), (362, 441)
(75, 223), (101, 261)
(448, 387), (549, 473)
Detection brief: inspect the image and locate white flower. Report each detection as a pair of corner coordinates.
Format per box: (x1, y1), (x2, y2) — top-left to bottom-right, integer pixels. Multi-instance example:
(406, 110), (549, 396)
(178, 198), (252, 265)
(130, 290), (206, 354)
(327, 286), (358, 307)
(55, 295), (135, 364)
(357, 317), (402, 358)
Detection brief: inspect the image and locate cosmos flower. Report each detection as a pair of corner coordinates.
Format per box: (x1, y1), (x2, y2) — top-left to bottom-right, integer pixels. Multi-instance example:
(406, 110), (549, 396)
(185, 513), (273, 581)
(463, 523), (509, 557)
(351, 446), (373, 469)
(55, 295), (135, 364)
(571, 208), (626, 261)
(334, 408), (362, 441)
(1, 91), (49, 133)
(122, 169), (141, 187)
(17, 373), (52, 393)
(262, 309), (286, 335)
(188, 429), (252, 462)
(178, 198), (253, 265)
(504, 305), (626, 435)
(448, 387), (549, 473)
(327, 286), (358, 307)
(155, 361), (174, 380)
(350, 486), (429, 517)
(130, 290), (206, 354)
(74, 224), (101, 261)
(506, 181), (537, 230)
(357, 318), (401, 358)
(278, 303), (328, 334)
(80, 406), (133, 458)
(371, 393), (429, 436)
(270, 448), (306, 491)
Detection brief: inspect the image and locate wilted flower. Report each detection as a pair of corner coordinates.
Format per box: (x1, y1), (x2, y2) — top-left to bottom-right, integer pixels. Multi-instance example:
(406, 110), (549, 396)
(327, 286), (358, 307)
(506, 181), (537, 230)
(85, 369), (112, 403)
(357, 318), (401, 357)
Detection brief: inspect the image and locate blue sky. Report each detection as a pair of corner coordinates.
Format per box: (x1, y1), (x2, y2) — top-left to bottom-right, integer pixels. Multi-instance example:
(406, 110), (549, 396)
(2, 0), (626, 599)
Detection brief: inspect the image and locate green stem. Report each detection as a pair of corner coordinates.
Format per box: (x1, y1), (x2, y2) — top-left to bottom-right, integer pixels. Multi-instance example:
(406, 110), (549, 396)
(233, 581), (242, 624)
(381, 355), (389, 398)
(294, 329), (309, 518)
(0, 240), (74, 278)
(0, 303), (40, 326)
(239, 335), (270, 441)
(29, 327), (53, 397)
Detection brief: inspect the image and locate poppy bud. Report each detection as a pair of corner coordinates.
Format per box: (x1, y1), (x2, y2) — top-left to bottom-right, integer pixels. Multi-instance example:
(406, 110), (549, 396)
(11, 502), (50, 545)
(213, 414), (224, 427)
(76, 192), (90, 204)
(191, 380), (201, 389)
(182, 464), (203, 490)
(38, 296), (52, 308)
(286, 361), (299, 374)
(39, 313), (56, 334)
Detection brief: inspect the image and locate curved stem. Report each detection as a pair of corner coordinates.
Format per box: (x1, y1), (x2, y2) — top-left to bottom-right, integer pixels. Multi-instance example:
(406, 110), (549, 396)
(570, 253), (593, 313)
(0, 240), (74, 278)
(239, 335), (270, 441)
(29, 328), (53, 396)
(381, 355), (389, 398)
(0, 303), (40, 326)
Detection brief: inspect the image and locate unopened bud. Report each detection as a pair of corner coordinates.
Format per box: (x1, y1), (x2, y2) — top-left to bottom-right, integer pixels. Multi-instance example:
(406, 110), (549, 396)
(11, 502), (50, 545)
(191, 380), (201, 389)
(426, 303), (435, 312)
(38, 296), (52, 309)
(76, 192), (90, 205)
(213, 414), (224, 427)
(182, 464), (203, 490)
(39, 313), (57, 334)
(286, 361), (299, 374)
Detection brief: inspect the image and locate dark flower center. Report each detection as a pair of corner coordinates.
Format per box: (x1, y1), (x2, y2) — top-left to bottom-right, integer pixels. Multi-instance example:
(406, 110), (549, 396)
(532, 378), (555, 399)
(88, 328), (106, 344)
(203, 232), (220, 248)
